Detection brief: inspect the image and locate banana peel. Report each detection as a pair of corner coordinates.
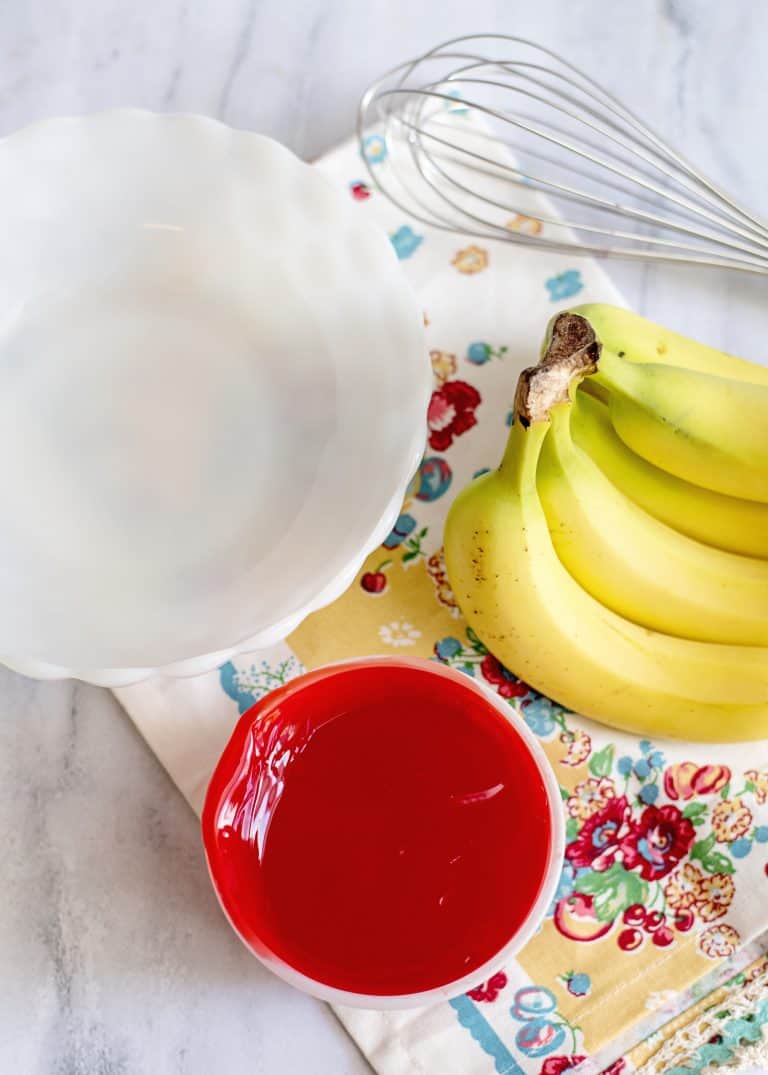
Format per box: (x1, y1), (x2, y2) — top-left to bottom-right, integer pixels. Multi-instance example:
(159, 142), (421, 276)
(444, 312), (768, 741)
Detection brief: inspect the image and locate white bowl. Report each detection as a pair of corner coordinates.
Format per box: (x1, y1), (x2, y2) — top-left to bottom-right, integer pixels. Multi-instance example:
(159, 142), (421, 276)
(0, 111), (429, 685)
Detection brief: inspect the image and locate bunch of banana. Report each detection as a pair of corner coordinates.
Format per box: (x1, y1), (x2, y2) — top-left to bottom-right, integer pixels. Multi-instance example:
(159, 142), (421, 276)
(444, 306), (768, 740)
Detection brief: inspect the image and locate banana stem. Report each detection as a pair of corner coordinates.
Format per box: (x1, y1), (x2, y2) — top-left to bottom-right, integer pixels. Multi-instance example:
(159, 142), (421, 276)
(516, 312), (601, 426)
(500, 313), (603, 487)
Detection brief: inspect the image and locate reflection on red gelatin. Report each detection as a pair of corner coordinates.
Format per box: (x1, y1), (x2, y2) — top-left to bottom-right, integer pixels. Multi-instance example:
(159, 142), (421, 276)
(202, 658), (557, 1000)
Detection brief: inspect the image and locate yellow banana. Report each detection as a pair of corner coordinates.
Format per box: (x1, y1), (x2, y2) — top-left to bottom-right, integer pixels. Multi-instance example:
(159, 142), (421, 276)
(538, 400), (768, 644)
(594, 346), (768, 501)
(443, 317), (768, 740)
(544, 305), (768, 505)
(571, 388), (768, 559)
(564, 303), (768, 385)
(546, 306), (768, 500)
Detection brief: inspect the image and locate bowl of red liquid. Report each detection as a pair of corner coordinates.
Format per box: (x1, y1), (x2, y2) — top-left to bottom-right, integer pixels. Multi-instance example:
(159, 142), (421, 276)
(202, 656), (564, 1009)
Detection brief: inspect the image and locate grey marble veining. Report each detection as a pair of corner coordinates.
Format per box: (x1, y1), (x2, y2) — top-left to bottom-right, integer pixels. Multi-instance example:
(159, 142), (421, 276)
(0, 669), (365, 1073)
(0, 1), (766, 1072)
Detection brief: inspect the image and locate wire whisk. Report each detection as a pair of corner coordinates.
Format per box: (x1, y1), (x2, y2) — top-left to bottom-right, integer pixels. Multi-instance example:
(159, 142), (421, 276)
(358, 34), (768, 274)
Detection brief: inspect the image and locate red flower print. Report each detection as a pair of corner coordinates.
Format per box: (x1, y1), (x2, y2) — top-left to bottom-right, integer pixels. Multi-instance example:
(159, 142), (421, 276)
(427, 380), (481, 451)
(600, 1061), (626, 1075)
(540, 1058), (586, 1075)
(664, 762), (731, 800)
(566, 796), (629, 872)
(467, 970), (508, 1002)
(620, 804), (695, 881)
(663, 761), (698, 801)
(349, 180), (371, 200)
(480, 654), (528, 699)
(691, 764), (731, 795)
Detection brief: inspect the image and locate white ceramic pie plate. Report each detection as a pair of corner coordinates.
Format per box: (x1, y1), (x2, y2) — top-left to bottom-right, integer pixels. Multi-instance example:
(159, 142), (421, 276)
(0, 111), (429, 685)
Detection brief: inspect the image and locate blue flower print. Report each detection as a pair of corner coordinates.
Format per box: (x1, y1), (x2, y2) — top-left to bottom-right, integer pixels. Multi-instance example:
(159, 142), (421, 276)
(362, 133), (387, 165)
(382, 513), (417, 549)
(468, 341), (491, 364)
(390, 225), (423, 260)
(564, 972), (591, 997)
(639, 783), (659, 805)
(414, 456), (452, 501)
(511, 986), (557, 1020)
(220, 660), (255, 713)
(509, 987), (581, 1059)
(755, 826), (768, 843)
(434, 637), (463, 661)
(545, 269), (584, 301)
(730, 837), (752, 858)
(617, 755), (633, 777)
(521, 696), (558, 738)
(467, 340), (508, 365)
(514, 1018), (566, 1057)
(634, 758), (651, 780)
(220, 657), (302, 715)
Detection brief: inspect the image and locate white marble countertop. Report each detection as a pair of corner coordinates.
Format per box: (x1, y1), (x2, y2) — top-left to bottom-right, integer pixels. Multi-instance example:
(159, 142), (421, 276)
(1, 2), (767, 1072)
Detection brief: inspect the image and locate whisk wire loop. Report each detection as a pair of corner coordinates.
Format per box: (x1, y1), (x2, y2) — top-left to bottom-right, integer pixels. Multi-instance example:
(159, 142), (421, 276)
(359, 35), (768, 274)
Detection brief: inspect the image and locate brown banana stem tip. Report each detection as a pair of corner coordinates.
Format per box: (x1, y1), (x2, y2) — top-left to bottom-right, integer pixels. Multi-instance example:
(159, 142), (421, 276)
(514, 312), (601, 425)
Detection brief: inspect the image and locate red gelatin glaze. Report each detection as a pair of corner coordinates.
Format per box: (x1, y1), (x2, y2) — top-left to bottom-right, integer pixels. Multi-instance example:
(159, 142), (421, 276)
(203, 659), (552, 997)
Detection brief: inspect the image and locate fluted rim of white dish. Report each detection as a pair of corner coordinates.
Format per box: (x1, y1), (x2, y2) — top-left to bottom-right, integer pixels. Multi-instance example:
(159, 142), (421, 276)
(0, 109), (431, 686)
(2, 469), (424, 686)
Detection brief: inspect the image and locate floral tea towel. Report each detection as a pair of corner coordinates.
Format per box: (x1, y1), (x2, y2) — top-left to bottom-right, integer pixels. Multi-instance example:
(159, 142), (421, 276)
(115, 116), (768, 1075)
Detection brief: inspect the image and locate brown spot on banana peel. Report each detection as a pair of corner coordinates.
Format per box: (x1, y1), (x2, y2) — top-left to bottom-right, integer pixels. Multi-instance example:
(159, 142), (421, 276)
(515, 312), (601, 424)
